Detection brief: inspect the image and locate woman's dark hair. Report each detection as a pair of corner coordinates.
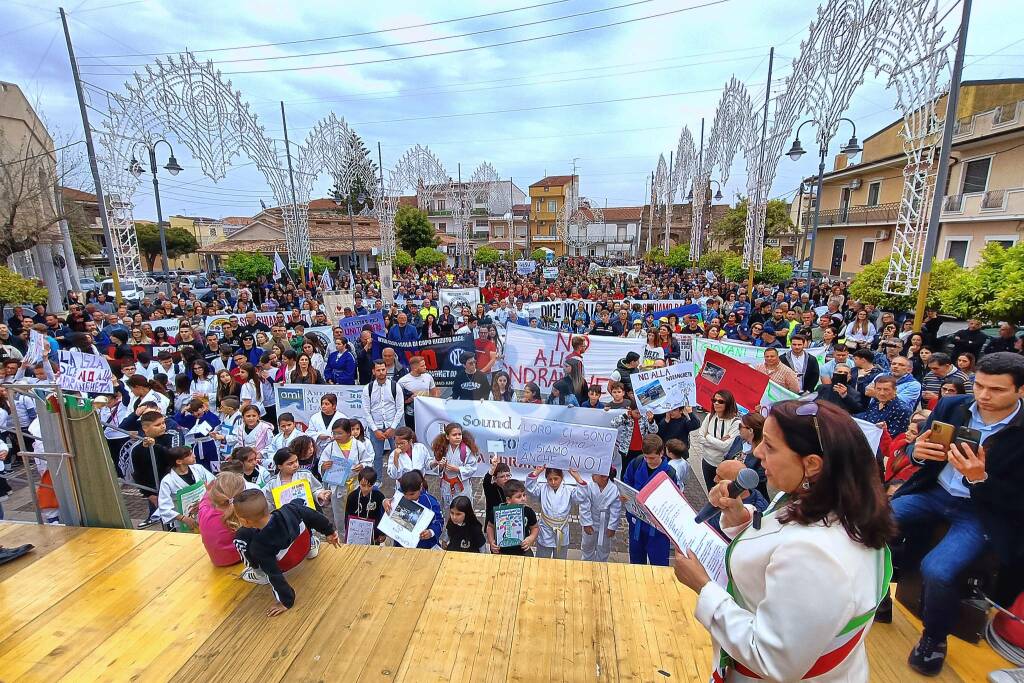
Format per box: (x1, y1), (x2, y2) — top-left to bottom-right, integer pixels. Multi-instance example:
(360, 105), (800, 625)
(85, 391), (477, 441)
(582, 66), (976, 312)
(447, 495), (482, 530)
(957, 351), (976, 371)
(941, 378), (966, 394)
(712, 389), (738, 419)
(768, 400), (895, 550)
(489, 370), (513, 401)
(740, 412), (765, 445)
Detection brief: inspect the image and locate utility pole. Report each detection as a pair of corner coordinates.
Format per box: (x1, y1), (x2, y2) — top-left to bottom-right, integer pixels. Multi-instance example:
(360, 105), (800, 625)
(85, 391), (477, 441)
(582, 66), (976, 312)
(280, 101), (302, 281)
(750, 47), (774, 296)
(60, 7), (122, 302)
(913, 0), (972, 331)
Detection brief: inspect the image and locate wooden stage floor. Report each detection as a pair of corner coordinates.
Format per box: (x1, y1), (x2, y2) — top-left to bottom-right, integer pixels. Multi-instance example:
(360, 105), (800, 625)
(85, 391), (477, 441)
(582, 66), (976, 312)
(0, 522), (1007, 682)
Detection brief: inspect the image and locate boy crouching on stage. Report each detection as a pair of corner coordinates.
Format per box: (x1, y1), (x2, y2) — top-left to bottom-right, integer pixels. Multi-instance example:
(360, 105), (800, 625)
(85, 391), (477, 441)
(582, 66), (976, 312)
(232, 489), (339, 616)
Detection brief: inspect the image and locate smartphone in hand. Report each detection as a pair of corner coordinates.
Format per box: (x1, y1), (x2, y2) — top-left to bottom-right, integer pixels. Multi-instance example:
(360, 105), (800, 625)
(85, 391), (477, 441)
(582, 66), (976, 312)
(954, 426), (982, 453)
(927, 421), (956, 449)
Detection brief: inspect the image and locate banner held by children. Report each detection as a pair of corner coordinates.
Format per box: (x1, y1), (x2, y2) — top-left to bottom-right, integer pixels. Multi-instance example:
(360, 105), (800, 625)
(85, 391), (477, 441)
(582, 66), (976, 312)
(514, 417), (617, 475)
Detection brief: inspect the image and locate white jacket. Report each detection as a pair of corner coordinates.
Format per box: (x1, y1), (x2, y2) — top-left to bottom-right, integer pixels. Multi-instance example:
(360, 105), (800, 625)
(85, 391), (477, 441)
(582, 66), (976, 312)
(578, 478), (622, 534)
(692, 414), (741, 468)
(525, 477), (588, 549)
(318, 438), (374, 489)
(386, 442), (432, 482)
(362, 378), (405, 432)
(156, 464), (216, 524)
(695, 496), (887, 682)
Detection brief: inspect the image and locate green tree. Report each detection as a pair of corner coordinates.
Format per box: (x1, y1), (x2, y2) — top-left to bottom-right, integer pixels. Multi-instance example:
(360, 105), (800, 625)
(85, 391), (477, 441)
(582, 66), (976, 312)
(0, 266), (47, 311)
(414, 247), (446, 268)
(292, 255), (335, 280)
(474, 246), (501, 265)
(504, 248), (519, 262)
(327, 131), (378, 214)
(223, 251), (273, 281)
(644, 246), (666, 264)
(722, 248), (793, 284)
(710, 198), (794, 246)
(135, 222), (200, 271)
(395, 205), (438, 254)
(941, 242), (1024, 322)
(392, 249), (414, 269)
(697, 249), (730, 275)
(530, 248), (548, 262)
(848, 257), (961, 313)
(665, 244), (691, 269)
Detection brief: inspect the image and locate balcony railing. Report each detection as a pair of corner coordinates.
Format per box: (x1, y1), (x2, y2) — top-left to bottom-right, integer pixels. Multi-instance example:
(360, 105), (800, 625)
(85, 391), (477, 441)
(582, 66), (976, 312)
(982, 189), (1007, 210)
(943, 194), (964, 212)
(800, 201), (899, 228)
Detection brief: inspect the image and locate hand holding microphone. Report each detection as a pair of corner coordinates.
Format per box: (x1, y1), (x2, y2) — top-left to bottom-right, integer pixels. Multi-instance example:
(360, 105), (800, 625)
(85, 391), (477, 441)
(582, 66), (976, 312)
(694, 467), (760, 524)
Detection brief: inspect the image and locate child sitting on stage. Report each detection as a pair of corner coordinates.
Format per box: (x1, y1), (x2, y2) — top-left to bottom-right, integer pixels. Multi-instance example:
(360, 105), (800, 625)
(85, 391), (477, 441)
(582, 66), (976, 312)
(198, 471), (245, 566)
(343, 466), (386, 545)
(443, 495), (486, 553)
(486, 479), (538, 556)
(156, 446), (216, 530)
(264, 447), (330, 510)
(579, 470), (622, 563)
(525, 466), (589, 560)
(233, 489), (339, 615)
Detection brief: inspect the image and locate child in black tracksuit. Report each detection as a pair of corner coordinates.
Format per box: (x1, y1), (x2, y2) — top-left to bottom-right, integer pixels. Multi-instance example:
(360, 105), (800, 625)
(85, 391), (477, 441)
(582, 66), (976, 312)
(233, 490), (339, 615)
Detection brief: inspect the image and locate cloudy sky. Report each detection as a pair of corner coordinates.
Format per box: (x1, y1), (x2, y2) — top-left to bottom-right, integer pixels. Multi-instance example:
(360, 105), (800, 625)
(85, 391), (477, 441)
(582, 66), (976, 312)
(3, 0), (1022, 221)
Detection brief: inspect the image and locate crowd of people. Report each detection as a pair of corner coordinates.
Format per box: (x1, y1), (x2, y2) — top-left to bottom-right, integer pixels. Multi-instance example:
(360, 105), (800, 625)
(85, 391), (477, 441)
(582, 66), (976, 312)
(0, 256), (1021, 678)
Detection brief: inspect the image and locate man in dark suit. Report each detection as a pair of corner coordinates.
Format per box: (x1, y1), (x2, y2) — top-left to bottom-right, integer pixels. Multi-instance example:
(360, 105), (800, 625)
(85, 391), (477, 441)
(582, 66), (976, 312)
(779, 333), (820, 393)
(887, 352), (1024, 676)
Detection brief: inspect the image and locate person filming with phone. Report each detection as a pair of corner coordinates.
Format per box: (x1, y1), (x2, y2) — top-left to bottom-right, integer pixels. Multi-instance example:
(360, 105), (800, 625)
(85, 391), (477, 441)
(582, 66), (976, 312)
(886, 352), (1024, 676)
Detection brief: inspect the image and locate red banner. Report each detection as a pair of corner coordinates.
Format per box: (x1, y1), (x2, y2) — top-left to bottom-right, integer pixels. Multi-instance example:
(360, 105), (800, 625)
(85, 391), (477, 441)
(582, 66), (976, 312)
(695, 348), (770, 414)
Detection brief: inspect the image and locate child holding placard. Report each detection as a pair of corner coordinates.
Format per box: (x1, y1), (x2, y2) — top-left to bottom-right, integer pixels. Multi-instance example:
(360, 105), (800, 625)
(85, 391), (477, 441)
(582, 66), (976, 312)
(264, 447), (330, 510)
(525, 466), (589, 560)
(156, 446), (216, 530)
(320, 419), (373, 525)
(343, 466), (386, 545)
(428, 423), (480, 511)
(579, 471), (622, 563)
(486, 479), (538, 556)
(233, 489), (339, 615)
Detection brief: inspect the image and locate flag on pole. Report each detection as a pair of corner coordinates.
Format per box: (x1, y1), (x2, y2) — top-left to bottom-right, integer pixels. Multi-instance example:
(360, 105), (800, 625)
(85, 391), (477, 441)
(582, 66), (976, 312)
(306, 258), (316, 289)
(320, 267), (334, 292)
(349, 269), (356, 291)
(272, 251), (286, 281)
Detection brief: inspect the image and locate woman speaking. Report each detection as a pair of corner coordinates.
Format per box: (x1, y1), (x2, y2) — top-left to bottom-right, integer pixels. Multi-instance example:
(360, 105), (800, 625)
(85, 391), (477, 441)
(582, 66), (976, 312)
(673, 400), (895, 682)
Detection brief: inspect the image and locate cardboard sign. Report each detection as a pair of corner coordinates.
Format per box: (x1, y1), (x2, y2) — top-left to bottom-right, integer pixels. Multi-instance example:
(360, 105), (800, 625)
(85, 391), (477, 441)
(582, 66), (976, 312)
(514, 416), (617, 475)
(630, 362), (697, 413)
(438, 288), (481, 311)
(543, 266), (559, 280)
(515, 259), (537, 275)
(57, 350), (114, 394)
(271, 479), (315, 509)
(322, 291), (356, 323)
(695, 348), (770, 414)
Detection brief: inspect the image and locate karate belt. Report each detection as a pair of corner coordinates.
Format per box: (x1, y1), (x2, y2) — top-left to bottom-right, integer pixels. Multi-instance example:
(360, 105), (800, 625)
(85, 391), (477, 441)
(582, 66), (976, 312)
(441, 472), (465, 496)
(712, 496), (893, 682)
(540, 512), (570, 551)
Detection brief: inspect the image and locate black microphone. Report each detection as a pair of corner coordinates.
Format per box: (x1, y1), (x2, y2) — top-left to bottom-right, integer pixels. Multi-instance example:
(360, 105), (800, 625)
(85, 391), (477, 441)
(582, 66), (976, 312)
(694, 468), (761, 524)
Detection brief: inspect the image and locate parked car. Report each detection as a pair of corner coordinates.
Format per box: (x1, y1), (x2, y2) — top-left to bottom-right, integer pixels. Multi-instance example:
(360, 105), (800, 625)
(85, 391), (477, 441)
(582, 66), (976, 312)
(100, 278), (144, 305)
(78, 277), (101, 293)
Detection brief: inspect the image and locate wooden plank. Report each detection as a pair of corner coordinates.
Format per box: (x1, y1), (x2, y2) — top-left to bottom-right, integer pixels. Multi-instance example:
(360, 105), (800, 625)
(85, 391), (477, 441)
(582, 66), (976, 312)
(0, 527), (155, 637)
(59, 551), (252, 682)
(281, 547), (441, 682)
(0, 532), (205, 680)
(354, 549), (447, 683)
(0, 523), (85, 582)
(460, 554), (525, 683)
(566, 560), (617, 682)
(170, 543), (373, 683)
(505, 556), (564, 682)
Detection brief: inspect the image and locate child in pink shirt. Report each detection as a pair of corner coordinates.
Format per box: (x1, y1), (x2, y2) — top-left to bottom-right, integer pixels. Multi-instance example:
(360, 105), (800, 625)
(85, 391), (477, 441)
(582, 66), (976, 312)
(198, 472), (245, 566)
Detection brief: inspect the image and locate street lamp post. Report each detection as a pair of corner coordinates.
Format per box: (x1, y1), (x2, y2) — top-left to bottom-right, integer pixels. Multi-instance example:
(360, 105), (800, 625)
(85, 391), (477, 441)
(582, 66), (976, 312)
(786, 118), (861, 282)
(129, 139), (182, 295)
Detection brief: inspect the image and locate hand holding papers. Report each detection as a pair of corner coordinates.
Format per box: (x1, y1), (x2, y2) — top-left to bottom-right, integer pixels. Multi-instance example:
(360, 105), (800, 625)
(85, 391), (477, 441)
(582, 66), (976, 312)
(378, 496), (435, 548)
(634, 472), (729, 587)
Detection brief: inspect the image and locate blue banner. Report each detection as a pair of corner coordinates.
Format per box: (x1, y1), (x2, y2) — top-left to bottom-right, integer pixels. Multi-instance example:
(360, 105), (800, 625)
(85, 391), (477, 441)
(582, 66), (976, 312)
(338, 312), (387, 341)
(372, 332), (476, 388)
(653, 303), (703, 321)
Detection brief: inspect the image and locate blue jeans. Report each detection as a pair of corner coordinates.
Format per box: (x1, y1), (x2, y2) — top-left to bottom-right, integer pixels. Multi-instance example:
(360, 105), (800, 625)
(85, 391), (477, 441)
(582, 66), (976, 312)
(892, 486), (990, 640)
(367, 430), (392, 477)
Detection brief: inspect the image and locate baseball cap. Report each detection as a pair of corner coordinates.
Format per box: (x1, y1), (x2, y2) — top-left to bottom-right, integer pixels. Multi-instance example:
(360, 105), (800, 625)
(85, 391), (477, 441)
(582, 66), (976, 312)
(762, 324), (777, 335)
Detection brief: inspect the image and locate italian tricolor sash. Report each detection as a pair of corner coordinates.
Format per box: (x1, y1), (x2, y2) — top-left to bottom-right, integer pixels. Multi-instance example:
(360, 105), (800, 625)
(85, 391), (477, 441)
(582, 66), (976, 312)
(711, 496), (893, 681)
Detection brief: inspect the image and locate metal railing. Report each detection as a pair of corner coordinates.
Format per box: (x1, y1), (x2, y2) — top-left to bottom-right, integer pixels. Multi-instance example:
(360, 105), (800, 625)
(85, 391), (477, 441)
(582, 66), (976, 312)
(800, 201), (900, 227)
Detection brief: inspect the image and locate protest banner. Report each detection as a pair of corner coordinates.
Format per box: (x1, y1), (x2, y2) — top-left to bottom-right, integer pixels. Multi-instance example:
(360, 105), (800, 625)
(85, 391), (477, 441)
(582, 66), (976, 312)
(25, 330), (49, 364)
(502, 324), (644, 395)
(630, 362), (696, 413)
(542, 266), (558, 280)
(477, 267), (486, 288)
(675, 334), (695, 364)
(336, 312), (386, 342)
(654, 303), (703, 322)
(695, 348), (770, 414)
(692, 337), (828, 370)
(588, 264), (640, 278)
(515, 259), (537, 275)
(322, 291), (355, 323)
(413, 396), (624, 477)
(204, 311), (313, 334)
(147, 317), (181, 340)
(522, 299), (599, 323)
(438, 287), (481, 311)
(514, 416), (617, 475)
(274, 383), (365, 425)
(57, 350), (114, 394)
(372, 332), (475, 388)
(379, 262), (395, 307)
